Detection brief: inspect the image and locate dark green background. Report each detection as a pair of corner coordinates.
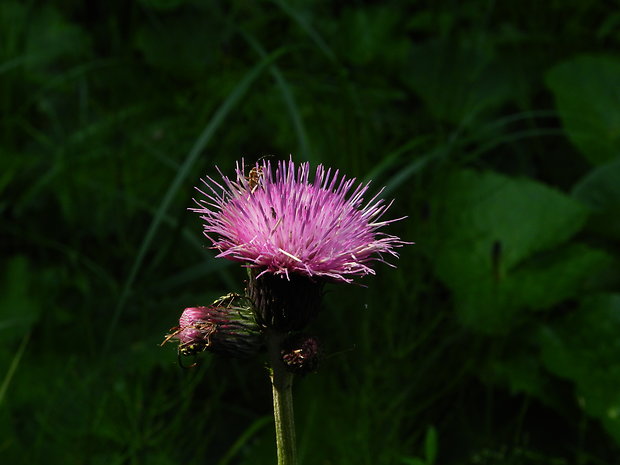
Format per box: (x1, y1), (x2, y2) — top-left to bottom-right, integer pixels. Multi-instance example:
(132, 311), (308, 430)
(2, 1), (620, 464)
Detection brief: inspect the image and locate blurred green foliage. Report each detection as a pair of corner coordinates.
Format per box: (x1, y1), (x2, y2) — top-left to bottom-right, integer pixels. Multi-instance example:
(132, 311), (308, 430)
(1, 0), (620, 464)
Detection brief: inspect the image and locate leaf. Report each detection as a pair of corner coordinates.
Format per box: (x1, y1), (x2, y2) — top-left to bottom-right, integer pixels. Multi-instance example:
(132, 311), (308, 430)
(538, 294), (620, 443)
(23, 5), (91, 79)
(572, 156), (620, 239)
(0, 256), (40, 345)
(134, 12), (226, 77)
(400, 458), (426, 465)
(0, 331), (30, 407)
(486, 348), (553, 403)
(546, 55), (620, 165)
(510, 244), (613, 310)
(337, 6), (411, 68)
(424, 426), (438, 465)
(406, 40), (522, 125)
(429, 170), (593, 333)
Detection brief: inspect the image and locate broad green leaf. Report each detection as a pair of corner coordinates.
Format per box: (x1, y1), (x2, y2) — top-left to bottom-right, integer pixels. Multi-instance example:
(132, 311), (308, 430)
(510, 244), (613, 310)
(573, 156), (620, 239)
(546, 55), (620, 165)
(485, 349), (555, 405)
(24, 5), (91, 79)
(457, 244), (610, 333)
(539, 294), (620, 443)
(429, 170), (594, 333)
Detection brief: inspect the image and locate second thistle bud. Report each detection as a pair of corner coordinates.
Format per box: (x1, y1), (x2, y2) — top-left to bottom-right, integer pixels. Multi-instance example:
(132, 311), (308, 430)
(164, 294), (263, 359)
(280, 334), (320, 375)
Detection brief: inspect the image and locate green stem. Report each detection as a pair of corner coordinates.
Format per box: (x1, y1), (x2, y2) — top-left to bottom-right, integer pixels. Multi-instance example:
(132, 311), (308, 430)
(266, 329), (297, 465)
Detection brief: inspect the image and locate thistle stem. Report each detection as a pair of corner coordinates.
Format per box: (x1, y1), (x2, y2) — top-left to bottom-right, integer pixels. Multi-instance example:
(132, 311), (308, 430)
(266, 329), (297, 465)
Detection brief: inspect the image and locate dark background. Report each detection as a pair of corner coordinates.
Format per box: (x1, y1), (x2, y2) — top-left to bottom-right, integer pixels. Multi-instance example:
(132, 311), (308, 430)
(2, 1), (620, 464)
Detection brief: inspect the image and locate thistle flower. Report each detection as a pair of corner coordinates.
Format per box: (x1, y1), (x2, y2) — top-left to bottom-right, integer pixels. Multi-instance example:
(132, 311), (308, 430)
(192, 159), (407, 283)
(192, 158), (409, 330)
(164, 294), (262, 359)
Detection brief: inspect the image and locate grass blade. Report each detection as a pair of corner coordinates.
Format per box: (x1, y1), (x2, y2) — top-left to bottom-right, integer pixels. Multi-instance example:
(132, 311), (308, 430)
(217, 415), (272, 465)
(103, 48), (287, 354)
(242, 30), (316, 164)
(0, 331), (30, 407)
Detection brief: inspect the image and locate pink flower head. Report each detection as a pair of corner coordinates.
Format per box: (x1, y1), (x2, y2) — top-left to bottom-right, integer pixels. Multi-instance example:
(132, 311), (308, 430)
(192, 159), (409, 283)
(172, 307), (217, 355)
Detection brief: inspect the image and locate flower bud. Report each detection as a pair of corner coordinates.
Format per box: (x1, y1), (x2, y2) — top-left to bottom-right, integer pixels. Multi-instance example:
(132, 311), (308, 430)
(164, 294), (263, 359)
(280, 334), (320, 375)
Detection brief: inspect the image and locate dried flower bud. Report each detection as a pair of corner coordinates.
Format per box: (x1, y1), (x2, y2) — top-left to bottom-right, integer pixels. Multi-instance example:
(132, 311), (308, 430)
(280, 334), (320, 375)
(163, 294), (263, 359)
